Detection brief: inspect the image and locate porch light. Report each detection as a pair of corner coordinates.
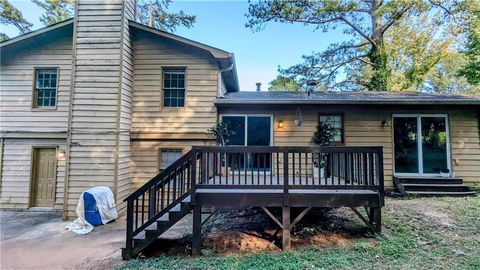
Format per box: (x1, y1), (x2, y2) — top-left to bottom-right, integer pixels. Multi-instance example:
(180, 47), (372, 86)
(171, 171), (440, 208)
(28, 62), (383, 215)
(382, 120), (389, 127)
(278, 120), (284, 128)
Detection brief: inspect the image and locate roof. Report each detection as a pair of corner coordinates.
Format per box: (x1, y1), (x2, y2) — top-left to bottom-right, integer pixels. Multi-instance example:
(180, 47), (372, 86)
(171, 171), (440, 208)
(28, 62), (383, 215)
(129, 21), (239, 92)
(215, 91), (480, 105)
(0, 19), (239, 92)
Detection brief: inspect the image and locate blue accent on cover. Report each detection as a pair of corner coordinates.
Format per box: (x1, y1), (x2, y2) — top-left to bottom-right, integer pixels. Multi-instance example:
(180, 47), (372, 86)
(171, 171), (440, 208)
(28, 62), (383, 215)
(83, 192), (102, 226)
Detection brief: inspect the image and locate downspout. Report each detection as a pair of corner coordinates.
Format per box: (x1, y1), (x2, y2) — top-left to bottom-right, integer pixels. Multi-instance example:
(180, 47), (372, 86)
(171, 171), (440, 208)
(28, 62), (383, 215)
(217, 55), (235, 97)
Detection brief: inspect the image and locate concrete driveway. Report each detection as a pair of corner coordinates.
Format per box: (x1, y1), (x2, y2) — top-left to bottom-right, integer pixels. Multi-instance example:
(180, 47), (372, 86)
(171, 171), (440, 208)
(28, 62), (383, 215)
(0, 211), (125, 270)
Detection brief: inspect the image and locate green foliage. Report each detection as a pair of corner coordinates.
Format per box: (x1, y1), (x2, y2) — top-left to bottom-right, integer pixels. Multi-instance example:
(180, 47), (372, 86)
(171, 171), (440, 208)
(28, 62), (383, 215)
(208, 121), (236, 146)
(311, 122), (335, 146)
(0, 0), (32, 38)
(247, 0), (478, 93)
(458, 1), (480, 85)
(118, 196), (480, 270)
(136, 0), (195, 32)
(268, 75), (302, 91)
(32, 0), (74, 26)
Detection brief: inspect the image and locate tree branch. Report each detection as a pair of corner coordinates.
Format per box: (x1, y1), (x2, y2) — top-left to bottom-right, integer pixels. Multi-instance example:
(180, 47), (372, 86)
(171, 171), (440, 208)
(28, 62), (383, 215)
(340, 17), (376, 45)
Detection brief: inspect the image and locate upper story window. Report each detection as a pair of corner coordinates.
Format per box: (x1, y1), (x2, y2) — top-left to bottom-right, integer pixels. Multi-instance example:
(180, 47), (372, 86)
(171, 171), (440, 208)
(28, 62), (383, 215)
(163, 69), (185, 107)
(319, 114), (343, 143)
(34, 69), (58, 108)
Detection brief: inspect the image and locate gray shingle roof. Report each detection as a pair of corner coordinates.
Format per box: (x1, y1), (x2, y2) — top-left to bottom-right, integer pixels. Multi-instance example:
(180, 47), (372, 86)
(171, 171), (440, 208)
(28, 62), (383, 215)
(215, 91), (480, 105)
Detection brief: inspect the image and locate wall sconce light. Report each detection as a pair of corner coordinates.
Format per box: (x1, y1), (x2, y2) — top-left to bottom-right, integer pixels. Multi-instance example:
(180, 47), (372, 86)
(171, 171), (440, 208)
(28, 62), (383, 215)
(58, 150), (65, 159)
(381, 120), (389, 127)
(278, 120), (284, 128)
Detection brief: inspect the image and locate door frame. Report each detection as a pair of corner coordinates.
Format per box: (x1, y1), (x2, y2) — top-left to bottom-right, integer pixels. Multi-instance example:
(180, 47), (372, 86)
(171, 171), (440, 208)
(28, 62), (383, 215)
(392, 114), (451, 177)
(219, 114), (274, 146)
(29, 146), (58, 208)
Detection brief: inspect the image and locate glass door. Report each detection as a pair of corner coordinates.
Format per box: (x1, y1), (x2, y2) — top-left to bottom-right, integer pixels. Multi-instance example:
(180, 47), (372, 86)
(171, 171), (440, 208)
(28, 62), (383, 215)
(393, 115), (450, 175)
(221, 115), (272, 171)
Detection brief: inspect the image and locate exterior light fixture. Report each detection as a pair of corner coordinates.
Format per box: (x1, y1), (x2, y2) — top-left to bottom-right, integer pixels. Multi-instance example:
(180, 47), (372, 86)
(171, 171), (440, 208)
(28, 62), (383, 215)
(278, 120), (284, 128)
(382, 120), (389, 127)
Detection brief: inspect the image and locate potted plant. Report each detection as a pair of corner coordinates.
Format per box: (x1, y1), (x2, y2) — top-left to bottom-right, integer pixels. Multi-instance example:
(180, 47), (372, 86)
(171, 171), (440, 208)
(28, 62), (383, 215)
(208, 121), (236, 146)
(440, 168), (450, 177)
(311, 122), (336, 179)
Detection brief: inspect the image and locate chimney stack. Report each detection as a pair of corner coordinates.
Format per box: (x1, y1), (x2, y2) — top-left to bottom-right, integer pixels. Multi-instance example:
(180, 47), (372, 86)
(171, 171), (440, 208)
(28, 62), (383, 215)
(256, 82), (261, 91)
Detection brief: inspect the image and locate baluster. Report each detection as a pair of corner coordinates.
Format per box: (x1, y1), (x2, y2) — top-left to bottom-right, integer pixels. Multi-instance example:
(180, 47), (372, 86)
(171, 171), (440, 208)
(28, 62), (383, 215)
(225, 153), (229, 185)
(141, 194), (145, 225)
(263, 153), (267, 185)
(135, 199), (139, 230)
(369, 153), (374, 186)
(276, 152), (280, 185)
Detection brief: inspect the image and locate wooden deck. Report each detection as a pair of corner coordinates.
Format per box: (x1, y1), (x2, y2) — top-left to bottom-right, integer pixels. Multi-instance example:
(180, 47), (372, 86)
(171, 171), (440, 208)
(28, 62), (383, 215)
(123, 146), (384, 259)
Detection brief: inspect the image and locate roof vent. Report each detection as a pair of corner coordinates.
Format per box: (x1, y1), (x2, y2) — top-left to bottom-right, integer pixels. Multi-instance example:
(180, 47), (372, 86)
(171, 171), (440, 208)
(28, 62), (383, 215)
(256, 82), (261, 92)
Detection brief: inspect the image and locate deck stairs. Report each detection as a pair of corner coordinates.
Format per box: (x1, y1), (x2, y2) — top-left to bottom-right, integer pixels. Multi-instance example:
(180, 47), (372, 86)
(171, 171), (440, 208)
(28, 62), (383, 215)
(394, 177), (477, 196)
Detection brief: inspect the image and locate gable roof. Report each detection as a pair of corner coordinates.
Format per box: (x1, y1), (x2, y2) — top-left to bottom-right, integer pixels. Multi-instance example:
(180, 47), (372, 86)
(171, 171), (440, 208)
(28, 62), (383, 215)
(0, 19), (73, 48)
(215, 91), (480, 106)
(128, 21), (239, 92)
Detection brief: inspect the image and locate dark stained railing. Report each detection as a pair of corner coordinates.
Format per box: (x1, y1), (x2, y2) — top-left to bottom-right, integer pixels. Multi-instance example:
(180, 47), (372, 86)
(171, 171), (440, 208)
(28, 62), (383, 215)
(124, 146), (383, 257)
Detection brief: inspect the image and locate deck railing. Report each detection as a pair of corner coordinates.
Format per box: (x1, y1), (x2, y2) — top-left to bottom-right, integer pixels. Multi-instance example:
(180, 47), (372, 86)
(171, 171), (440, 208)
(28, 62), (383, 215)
(124, 146), (383, 256)
(193, 146), (384, 191)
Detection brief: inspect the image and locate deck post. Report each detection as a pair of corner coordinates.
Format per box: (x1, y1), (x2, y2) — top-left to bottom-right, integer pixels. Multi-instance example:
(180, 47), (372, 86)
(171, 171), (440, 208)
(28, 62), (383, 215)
(192, 204), (202, 255)
(371, 207), (381, 233)
(282, 206), (291, 250)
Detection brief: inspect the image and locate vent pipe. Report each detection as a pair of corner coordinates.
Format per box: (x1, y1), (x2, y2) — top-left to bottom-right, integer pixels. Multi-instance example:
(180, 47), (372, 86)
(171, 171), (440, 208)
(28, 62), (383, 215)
(256, 82), (261, 91)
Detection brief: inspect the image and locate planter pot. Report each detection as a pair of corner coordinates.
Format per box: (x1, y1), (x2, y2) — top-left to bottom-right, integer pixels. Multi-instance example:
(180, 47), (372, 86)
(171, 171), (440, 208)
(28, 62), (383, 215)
(313, 167), (324, 180)
(440, 172), (450, 177)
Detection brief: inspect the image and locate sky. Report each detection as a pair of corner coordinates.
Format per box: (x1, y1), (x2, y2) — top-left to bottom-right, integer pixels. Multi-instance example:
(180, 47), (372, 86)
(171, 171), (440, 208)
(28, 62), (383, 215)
(3, 0), (348, 91)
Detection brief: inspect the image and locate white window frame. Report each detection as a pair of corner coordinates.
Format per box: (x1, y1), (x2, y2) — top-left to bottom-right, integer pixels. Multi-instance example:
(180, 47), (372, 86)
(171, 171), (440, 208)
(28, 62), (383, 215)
(392, 114), (451, 176)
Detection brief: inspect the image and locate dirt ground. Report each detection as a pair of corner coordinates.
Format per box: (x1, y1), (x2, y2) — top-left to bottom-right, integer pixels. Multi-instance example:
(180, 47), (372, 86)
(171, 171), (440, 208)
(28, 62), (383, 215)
(0, 211), (125, 270)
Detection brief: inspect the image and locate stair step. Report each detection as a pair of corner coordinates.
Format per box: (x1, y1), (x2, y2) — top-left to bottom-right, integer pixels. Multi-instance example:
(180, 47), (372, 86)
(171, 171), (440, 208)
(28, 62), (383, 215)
(394, 177), (463, 185)
(405, 191), (477, 197)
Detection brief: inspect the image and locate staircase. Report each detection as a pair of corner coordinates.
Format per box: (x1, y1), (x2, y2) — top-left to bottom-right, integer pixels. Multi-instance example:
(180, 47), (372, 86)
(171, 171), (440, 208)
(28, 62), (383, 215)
(122, 149), (201, 259)
(394, 177), (477, 196)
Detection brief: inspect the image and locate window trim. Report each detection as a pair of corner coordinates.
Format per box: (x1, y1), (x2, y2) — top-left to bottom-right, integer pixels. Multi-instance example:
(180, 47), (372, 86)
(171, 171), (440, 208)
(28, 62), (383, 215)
(161, 66), (187, 110)
(157, 148), (185, 172)
(318, 113), (344, 144)
(32, 67), (59, 110)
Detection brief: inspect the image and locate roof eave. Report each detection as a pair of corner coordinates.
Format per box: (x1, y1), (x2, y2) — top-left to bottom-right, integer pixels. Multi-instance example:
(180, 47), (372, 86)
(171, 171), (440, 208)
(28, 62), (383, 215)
(214, 99), (480, 106)
(0, 19), (73, 48)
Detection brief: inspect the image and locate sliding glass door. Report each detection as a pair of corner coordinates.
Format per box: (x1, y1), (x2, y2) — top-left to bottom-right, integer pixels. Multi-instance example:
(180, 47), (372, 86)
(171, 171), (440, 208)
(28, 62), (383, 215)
(393, 115), (450, 175)
(221, 115), (272, 170)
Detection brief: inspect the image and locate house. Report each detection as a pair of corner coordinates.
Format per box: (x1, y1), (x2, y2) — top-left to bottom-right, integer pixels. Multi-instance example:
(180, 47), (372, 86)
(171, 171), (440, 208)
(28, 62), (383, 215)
(0, 0), (479, 259)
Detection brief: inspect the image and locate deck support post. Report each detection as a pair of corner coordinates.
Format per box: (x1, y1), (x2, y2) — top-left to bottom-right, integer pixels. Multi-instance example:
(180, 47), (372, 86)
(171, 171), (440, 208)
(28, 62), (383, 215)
(192, 204), (202, 256)
(370, 207), (381, 233)
(282, 206), (291, 250)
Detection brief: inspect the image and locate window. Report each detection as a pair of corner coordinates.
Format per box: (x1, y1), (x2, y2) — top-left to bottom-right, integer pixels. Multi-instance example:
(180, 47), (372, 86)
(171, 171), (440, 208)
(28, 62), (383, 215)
(319, 114), (343, 142)
(163, 69), (185, 107)
(159, 149), (183, 172)
(34, 69), (58, 108)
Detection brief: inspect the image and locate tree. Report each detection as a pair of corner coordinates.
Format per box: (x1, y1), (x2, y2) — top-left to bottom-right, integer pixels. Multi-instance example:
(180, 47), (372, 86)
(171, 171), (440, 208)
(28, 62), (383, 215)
(136, 0), (195, 32)
(458, 2), (480, 85)
(32, 0), (74, 26)
(0, 0), (32, 40)
(268, 75), (302, 91)
(246, 0), (461, 91)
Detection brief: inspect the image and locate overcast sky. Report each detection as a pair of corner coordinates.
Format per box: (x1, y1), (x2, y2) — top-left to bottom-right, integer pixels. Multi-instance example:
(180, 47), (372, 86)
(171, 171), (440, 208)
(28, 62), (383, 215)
(3, 0), (348, 91)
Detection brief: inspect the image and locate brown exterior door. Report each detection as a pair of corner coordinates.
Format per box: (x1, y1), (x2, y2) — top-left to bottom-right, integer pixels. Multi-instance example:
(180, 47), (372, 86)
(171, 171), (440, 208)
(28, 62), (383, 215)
(31, 148), (57, 207)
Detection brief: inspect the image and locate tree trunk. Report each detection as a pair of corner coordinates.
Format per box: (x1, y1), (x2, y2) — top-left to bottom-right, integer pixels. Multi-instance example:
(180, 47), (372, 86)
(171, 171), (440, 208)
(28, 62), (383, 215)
(367, 0), (388, 91)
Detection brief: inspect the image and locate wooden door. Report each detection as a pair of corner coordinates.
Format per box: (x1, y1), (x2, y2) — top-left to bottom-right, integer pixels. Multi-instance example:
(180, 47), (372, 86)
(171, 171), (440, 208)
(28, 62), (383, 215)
(31, 148), (57, 207)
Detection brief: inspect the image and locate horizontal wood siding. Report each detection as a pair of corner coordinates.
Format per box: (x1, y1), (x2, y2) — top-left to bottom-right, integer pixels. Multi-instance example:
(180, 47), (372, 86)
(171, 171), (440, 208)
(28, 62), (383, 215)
(0, 34), (72, 133)
(132, 30), (219, 136)
(0, 139), (66, 209)
(65, 0), (134, 218)
(219, 105), (480, 188)
(131, 140), (214, 190)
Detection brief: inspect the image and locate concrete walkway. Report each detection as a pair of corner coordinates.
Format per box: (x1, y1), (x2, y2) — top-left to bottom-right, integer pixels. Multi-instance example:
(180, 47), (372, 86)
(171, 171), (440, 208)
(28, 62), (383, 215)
(0, 211), (125, 269)
(0, 211), (195, 269)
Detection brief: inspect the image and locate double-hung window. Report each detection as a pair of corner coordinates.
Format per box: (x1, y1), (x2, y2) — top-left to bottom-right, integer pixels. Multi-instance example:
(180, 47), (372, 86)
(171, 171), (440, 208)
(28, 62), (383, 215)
(159, 149), (183, 172)
(319, 114), (343, 143)
(34, 69), (58, 108)
(163, 69), (185, 107)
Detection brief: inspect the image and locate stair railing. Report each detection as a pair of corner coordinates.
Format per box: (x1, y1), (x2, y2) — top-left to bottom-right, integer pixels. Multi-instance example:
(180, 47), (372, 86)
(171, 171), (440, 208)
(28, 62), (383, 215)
(124, 148), (200, 258)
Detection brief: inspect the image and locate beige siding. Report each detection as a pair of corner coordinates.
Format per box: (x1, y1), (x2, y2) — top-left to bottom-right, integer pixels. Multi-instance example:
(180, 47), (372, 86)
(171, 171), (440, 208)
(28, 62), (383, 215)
(65, 0), (134, 218)
(132, 30), (219, 135)
(449, 110), (480, 186)
(131, 140), (214, 190)
(0, 34), (72, 133)
(220, 106), (480, 188)
(0, 139), (66, 209)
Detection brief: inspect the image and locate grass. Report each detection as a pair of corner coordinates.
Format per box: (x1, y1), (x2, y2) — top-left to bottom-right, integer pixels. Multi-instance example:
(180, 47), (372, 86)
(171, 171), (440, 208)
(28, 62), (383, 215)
(117, 196), (480, 270)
